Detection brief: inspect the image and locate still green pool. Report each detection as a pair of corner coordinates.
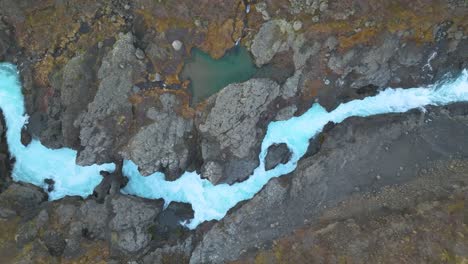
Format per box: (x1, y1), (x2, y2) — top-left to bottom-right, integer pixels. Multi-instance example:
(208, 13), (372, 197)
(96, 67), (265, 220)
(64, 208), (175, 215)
(181, 46), (257, 105)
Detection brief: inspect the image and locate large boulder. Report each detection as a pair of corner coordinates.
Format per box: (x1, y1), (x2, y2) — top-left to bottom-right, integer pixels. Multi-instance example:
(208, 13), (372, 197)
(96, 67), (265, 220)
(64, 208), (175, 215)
(122, 93), (194, 179)
(197, 78), (280, 184)
(109, 195), (162, 254)
(0, 183), (46, 215)
(264, 143), (292, 171)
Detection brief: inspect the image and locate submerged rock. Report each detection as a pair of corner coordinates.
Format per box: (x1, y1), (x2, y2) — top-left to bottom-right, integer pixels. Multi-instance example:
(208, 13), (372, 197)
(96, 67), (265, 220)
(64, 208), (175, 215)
(264, 143), (292, 171)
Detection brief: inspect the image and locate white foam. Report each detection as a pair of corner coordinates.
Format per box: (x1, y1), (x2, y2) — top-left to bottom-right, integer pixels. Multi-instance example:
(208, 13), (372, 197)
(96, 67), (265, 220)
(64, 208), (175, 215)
(1, 61), (467, 229)
(0, 63), (115, 200)
(122, 70), (468, 229)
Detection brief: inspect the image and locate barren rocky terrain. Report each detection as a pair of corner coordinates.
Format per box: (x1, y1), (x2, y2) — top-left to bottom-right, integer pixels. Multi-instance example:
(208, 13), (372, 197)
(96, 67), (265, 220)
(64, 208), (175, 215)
(0, 0), (467, 263)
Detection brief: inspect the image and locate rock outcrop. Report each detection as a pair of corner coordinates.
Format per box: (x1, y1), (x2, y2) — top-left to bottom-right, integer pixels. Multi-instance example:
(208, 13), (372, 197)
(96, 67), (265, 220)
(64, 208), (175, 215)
(264, 143), (292, 171)
(0, 0), (467, 262)
(75, 33), (145, 165)
(109, 195), (161, 254)
(122, 93), (194, 179)
(0, 112), (10, 191)
(197, 78), (280, 184)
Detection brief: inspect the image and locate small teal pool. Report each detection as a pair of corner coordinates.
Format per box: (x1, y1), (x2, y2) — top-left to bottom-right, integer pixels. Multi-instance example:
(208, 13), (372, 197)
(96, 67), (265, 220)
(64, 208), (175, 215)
(181, 46), (257, 105)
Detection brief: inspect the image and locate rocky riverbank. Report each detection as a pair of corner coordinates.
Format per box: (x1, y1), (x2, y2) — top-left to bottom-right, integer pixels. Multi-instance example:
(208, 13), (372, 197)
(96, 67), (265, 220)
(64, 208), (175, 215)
(0, 0), (467, 262)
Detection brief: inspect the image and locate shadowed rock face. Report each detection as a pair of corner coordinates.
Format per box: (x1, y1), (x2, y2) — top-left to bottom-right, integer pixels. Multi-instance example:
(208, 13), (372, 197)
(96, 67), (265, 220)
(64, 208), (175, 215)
(0, 112), (10, 191)
(0, 0), (467, 262)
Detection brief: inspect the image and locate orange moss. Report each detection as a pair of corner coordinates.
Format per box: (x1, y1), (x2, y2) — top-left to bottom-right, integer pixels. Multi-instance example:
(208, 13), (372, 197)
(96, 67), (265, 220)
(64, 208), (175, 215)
(339, 28), (379, 50)
(305, 1), (466, 52)
(200, 19), (239, 59)
(308, 20), (354, 34)
(135, 9), (194, 33)
(18, 4), (80, 53)
(62, 241), (110, 264)
(384, 4), (437, 43)
(140, 89), (195, 119)
(303, 79), (323, 100)
(17, 1), (124, 90)
(74, 17), (125, 52)
(32, 54), (67, 88)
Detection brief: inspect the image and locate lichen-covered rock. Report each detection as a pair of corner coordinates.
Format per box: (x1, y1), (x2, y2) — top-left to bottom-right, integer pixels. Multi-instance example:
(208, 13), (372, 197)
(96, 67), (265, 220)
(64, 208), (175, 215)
(289, 0), (326, 14)
(198, 78), (280, 184)
(110, 195), (162, 254)
(76, 33), (145, 165)
(250, 20), (294, 67)
(79, 200), (108, 240)
(122, 93), (193, 179)
(28, 53), (100, 149)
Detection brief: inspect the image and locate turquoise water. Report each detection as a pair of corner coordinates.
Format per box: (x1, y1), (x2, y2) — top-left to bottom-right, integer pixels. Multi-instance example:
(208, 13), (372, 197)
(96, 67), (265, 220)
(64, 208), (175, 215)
(0, 63), (115, 200)
(122, 70), (468, 228)
(1, 61), (467, 229)
(181, 46), (257, 105)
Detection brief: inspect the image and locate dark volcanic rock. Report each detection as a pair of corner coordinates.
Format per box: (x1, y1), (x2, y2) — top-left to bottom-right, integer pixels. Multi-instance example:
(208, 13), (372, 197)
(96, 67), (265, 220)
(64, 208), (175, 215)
(109, 195), (162, 254)
(0, 0), (467, 262)
(0, 18), (13, 61)
(190, 103), (468, 263)
(20, 126), (31, 146)
(264, 143), (292, 171)
(151, 202), (193, 246)
(315, 35), (468, 111)
(43, 231), (66, 256)
(0, 183), (46, 215)
(0, 111), (10, 190)
(27, 52), (100, 149)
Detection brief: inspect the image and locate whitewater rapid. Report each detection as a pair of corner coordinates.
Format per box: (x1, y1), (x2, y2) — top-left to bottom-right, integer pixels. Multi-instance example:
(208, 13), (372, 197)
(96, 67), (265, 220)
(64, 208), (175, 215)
(0, 62), (467, 229)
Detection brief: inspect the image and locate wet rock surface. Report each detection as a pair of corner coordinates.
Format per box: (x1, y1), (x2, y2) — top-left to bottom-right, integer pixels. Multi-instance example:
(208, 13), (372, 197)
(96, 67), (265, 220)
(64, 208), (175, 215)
(0, 0), (467, 262)
(0, 112), (10, 191)
(264, 143), (292, 171)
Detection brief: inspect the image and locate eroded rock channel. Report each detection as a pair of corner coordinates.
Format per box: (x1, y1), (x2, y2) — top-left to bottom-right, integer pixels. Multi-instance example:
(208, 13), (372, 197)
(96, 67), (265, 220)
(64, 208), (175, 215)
(0, 0), (467, 263)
